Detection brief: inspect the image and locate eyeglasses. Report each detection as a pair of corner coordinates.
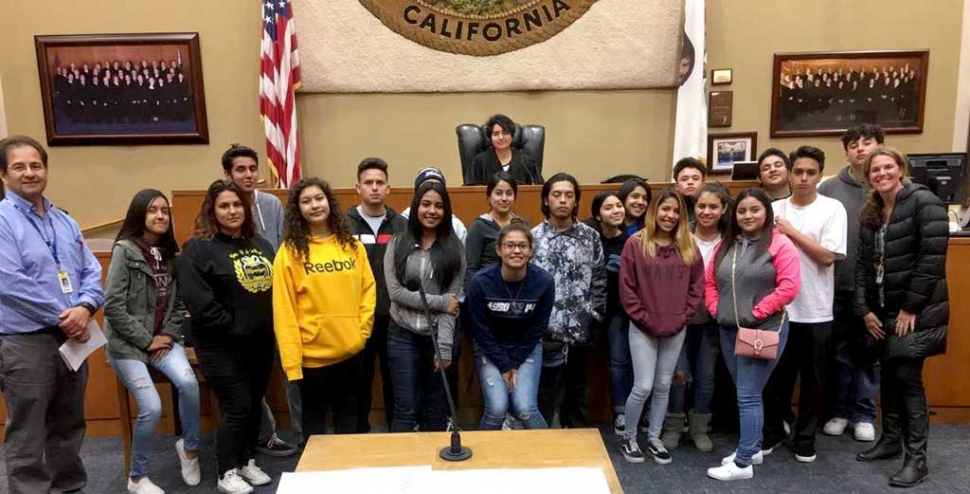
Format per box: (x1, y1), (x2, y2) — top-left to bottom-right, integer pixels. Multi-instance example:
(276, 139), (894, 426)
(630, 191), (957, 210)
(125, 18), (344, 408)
(501, 242), (531, 251)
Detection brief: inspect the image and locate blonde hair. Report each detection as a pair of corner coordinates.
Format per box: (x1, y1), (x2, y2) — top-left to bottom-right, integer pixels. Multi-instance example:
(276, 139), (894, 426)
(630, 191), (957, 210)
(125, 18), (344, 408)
(635, 188), (697, 265)
(860, 147), (911, 228)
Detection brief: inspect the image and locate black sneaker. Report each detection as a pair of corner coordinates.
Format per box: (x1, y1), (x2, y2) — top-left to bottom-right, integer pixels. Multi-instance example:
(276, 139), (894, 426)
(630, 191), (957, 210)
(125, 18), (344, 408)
(256, 434), (299, 457)
(613, 414), (626, 436)
(793, 443), (817, 463)
(620, 438), (645, 463)
(645, 437), (673, 465)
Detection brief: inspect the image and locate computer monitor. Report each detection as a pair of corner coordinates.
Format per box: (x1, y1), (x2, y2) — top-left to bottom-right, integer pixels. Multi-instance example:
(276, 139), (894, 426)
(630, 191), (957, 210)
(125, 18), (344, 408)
(907, 153), (967, 205)
(730, 161), (759, 181)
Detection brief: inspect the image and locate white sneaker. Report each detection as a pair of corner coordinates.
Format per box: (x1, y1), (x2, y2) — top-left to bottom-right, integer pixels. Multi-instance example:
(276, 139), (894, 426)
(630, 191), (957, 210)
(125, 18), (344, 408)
(239, 459), (271, 486)
(128, 477), (165, 494)
(854, 422), (876, 442)
(707, 462), (754, 481)
(721, 449), (764, 465)
(217, 469), (253, 494)
(175, 438), (201, 486)
(823, 417), (849, 436)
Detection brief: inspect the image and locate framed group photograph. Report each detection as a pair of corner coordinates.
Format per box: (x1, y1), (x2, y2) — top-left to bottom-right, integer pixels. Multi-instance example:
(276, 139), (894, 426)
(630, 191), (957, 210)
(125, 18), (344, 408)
(707, 132), (758, 176)
(770, 50), (928, 138)
(35, 33), (209, 146)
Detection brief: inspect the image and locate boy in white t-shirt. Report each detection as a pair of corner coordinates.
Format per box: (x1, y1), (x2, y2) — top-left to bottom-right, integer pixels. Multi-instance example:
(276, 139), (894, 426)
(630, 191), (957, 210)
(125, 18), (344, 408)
(763, 146), (847, 463)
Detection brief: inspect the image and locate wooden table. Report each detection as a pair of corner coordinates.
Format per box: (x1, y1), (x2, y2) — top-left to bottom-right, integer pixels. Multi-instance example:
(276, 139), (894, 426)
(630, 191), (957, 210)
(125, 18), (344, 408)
(296, 428), (623, 494)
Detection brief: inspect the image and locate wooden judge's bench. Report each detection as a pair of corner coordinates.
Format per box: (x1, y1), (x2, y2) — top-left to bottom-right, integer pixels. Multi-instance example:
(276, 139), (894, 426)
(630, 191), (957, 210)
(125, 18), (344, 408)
(1, 181), (968, 441)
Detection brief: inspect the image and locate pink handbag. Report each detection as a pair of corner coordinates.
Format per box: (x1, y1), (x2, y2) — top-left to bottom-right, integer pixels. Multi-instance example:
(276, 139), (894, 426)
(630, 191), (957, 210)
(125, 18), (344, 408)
(730, 247), (784, 360)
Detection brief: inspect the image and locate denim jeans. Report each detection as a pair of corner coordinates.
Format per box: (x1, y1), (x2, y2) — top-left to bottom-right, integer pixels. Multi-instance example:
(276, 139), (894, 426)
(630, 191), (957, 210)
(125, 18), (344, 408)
(476, 343), (547, 430)
(719, 321), (789, 467)
(623, 325), (686, 441)
(667, 321), (718, 415)
(195, 332), (275, 475)
(830, 294), (879, 423)
(387, 321), (449, 432)
(300, 354), (361, 436)
(538, 342), (589, 428)
(109, 344), (200, 479)
(606, 311), (633, 415)
(763, 321), (832, 450)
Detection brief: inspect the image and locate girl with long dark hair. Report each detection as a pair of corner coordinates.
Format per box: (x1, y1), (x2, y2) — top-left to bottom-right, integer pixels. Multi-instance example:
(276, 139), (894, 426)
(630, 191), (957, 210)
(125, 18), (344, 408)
(854, 148), (948, 488)
(273, 178), (376, 437)
(617, 178), (652, 236)
(104, 189), (200, 493)
(179, 180), (276, 494)
(704, 187), (800, 481)
(618, 189), (704, 465)
(464, 171), (522, 294)
(385, 181), (466, 432)
(582, 191), (632, 434)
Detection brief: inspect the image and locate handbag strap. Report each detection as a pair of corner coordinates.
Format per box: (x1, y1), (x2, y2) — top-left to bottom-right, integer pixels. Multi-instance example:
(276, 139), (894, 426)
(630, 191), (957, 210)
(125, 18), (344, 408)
(730, 242), (786, 331)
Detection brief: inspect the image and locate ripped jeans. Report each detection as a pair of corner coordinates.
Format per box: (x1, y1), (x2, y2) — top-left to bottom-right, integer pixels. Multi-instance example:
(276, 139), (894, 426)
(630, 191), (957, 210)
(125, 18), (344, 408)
(109, 343), (200, 479)
(476, 343), (547, 430)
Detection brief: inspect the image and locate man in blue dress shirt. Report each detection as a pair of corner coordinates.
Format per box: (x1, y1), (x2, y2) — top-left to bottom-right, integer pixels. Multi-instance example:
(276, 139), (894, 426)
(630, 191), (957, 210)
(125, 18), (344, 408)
(0, 135), (104, 494)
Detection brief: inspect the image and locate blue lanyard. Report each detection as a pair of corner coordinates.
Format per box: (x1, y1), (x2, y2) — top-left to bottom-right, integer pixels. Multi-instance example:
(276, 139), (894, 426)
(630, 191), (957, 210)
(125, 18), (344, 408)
(14, 204), (60, 267)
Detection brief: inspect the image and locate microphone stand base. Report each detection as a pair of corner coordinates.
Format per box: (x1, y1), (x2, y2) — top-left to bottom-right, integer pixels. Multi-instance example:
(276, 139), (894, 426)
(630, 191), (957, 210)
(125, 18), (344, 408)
(439, 446), (472, 462)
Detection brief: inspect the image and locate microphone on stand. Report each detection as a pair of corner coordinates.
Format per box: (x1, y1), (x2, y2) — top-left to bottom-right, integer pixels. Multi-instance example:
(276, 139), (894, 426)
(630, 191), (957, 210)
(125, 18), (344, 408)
(414, 279), (472, 462)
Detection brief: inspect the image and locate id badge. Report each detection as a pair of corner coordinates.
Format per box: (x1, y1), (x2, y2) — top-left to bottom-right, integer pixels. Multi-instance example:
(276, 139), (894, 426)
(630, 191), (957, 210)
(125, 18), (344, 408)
(58, 270), (73, 294)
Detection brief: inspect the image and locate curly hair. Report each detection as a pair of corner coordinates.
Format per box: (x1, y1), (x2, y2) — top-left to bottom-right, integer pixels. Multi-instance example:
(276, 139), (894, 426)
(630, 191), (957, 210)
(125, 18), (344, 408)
(282, 177), (357, 261)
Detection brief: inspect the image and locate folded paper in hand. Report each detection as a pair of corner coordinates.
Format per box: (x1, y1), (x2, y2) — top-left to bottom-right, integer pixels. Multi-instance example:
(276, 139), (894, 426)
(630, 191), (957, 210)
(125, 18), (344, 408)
(58, 320), (107, 372)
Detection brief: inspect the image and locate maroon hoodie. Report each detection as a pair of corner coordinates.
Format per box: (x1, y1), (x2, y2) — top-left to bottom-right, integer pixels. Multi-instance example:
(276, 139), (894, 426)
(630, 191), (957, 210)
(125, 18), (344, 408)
(619, 235), (704, 337)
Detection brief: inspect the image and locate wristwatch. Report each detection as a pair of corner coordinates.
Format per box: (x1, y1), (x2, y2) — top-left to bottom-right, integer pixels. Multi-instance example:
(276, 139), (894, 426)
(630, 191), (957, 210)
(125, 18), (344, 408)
(78, 302), (97, 316)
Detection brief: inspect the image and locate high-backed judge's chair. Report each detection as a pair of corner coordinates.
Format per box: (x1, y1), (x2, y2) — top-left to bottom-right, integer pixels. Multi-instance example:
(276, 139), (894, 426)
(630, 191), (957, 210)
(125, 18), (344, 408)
(456, 123), (545, 185)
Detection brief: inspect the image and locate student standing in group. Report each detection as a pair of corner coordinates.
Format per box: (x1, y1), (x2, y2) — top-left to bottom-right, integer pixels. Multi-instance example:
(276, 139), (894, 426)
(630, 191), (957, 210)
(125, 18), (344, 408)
(673, 157), (707, 224)
(274, 178), (376, 437)
(468, 221), (554, 430)
(757, 148), (793, 200)
(617, 177), (652, 236)
(180, 180), (276, 494)
(465, 171), (522, 294)
(618, 189), (704, 465)
(663, 183), (731, 452)
(820, 124), (885, 443)
(220, 144), (300, 456)
(385, 181), (466, 432)
(104, 189), (200, 494)
(401, 167), (468, 244)
(0, 136), (104, 494)
(531, 173), (606, 428)
(704, 188), (800, 482)
(582, 191), (630, 434)
(854, 148), (949, 488)
(345, 158), (407, 432)
(762, 146), (847, 463)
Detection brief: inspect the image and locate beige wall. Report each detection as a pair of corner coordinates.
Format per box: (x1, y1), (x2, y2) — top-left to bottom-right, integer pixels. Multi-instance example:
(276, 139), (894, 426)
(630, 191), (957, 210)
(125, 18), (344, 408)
(0, 0), (965, 228)
(707, 0), (964, 171)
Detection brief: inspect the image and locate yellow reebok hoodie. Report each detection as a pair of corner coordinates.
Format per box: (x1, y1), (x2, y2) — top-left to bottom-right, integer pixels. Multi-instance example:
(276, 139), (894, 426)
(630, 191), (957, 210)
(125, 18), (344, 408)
(273, 235), (376, 380)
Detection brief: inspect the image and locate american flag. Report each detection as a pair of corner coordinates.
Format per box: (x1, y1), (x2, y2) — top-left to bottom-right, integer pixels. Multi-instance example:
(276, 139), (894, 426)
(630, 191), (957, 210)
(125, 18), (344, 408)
(259, 0), (302, 188)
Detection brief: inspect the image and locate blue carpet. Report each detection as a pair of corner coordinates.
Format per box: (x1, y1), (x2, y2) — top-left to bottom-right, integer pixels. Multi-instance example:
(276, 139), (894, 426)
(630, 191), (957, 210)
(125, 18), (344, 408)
(1, 426), (968, 493)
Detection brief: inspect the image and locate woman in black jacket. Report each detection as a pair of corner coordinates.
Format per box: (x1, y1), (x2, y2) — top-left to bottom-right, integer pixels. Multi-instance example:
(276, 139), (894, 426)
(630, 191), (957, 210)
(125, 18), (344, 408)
(180, 180), (276, 494)
(854, 147), (949, 488)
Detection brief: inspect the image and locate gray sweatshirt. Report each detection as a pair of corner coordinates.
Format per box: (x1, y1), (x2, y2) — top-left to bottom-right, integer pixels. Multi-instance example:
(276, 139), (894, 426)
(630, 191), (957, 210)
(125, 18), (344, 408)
(384, 236), (466, 358)
(818, 167), (865, 294)
(252, 190), (285, 252)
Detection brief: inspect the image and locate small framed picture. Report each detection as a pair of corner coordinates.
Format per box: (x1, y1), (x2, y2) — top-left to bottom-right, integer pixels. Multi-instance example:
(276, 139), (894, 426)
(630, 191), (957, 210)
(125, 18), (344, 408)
(35, 33), (209, 146)
(711, 68), (732, 85)
(707, 132), (758, 175)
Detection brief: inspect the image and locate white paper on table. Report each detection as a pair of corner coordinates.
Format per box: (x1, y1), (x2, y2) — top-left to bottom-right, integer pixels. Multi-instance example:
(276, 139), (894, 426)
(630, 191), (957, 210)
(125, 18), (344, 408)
(276, 466), (432, 494)
(57, 320), (107, 372)
(415, 467), (612, 494)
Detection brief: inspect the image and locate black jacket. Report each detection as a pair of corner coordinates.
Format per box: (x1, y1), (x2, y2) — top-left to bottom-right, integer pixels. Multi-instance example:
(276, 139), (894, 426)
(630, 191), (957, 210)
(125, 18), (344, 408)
(465, 149), (543, 186)
(346, 206), (407, 317)
(854, 183), (949, 359)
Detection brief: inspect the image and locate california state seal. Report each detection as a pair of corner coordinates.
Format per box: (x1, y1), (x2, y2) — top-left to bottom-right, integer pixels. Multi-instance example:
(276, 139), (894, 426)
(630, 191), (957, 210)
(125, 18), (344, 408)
(359, 0), (597, 56)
